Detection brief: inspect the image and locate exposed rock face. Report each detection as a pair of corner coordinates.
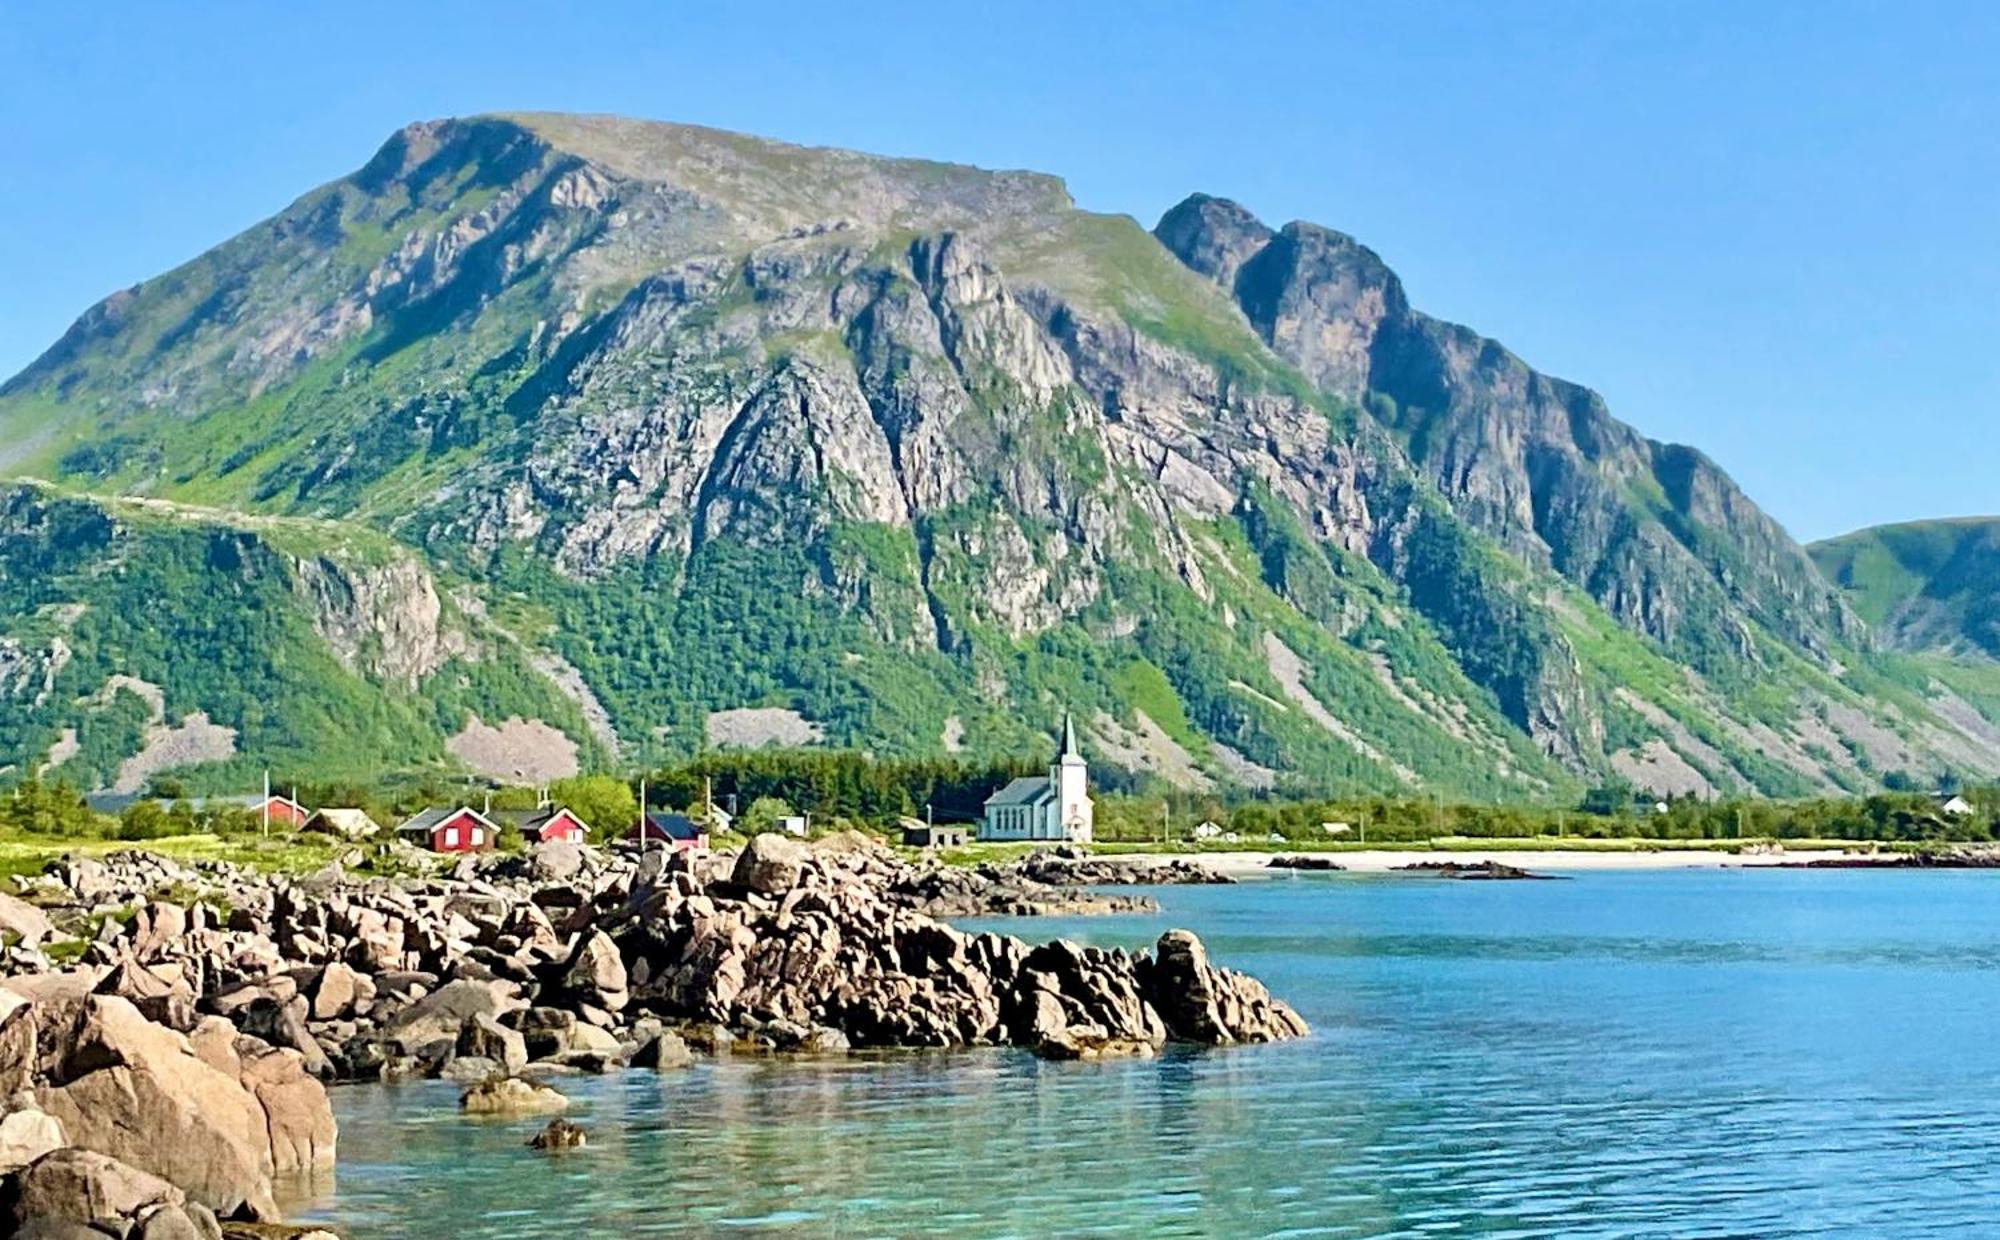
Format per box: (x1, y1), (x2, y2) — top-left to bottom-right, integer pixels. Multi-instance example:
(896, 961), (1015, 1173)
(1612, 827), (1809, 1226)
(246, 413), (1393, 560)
(1155, 194), (1859, 672)
(291, 553), (468, 687)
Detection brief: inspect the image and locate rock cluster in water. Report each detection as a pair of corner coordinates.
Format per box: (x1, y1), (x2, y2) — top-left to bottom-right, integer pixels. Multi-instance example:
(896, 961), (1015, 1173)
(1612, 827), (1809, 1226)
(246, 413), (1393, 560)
(0, 835), (1304, 1232)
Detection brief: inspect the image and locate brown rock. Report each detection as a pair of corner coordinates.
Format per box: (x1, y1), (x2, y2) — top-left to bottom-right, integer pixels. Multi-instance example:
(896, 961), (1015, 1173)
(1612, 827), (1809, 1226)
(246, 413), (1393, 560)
(309, 964), (357, 1021)
(34, 997), (279, 1219)
(459, 1076), (568, 1115)
(8, 1148), (183, 1231)
(236, 1041), (338, 1177)
(0, 892), (54, 949)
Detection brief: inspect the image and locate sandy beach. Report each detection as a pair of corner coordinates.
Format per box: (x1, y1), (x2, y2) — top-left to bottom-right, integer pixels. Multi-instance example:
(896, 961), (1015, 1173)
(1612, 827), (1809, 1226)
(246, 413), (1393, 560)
(1113, 847), (1877, 876)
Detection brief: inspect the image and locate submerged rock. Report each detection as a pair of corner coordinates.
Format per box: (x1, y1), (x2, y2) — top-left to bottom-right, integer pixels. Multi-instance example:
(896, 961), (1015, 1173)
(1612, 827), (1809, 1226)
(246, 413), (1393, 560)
(460, 1076), (568, 1116)
(1392, 860), (1551, 880)
(527, 1118), (587, 1151)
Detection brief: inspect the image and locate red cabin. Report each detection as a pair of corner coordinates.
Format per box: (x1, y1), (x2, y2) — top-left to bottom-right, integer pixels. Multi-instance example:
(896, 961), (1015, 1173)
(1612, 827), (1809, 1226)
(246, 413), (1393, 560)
(396, 806), (498, 853)
(502, 806), (591, 845)
(626, 812), (708, 852)
(240, 794), (308, 828)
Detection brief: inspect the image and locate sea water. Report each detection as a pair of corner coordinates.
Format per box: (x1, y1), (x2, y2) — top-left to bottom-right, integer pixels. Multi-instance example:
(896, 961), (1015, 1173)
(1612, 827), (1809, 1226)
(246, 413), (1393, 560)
(295, 869), (2000, 1237)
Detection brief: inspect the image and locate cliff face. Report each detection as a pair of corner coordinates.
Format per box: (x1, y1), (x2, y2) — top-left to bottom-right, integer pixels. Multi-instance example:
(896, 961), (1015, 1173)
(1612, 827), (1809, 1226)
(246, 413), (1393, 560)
(0, 114), (1993, 796)
(1154, 194), (1858, 671)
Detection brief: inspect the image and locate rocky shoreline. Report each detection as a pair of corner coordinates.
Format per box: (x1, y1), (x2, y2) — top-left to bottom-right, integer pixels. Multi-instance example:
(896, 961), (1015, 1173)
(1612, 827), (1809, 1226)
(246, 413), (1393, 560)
(0, 835), (1301, 1234)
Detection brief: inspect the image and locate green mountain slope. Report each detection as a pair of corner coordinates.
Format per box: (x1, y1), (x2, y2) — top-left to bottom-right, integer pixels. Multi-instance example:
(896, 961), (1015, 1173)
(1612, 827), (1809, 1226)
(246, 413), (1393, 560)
(1811, 518), (2000, 659)
(2, 113), (1995, 798)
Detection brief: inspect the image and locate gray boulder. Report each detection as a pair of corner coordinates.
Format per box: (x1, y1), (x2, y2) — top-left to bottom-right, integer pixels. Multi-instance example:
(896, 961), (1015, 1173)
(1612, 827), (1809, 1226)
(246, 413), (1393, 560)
(731, 833), (810, 895)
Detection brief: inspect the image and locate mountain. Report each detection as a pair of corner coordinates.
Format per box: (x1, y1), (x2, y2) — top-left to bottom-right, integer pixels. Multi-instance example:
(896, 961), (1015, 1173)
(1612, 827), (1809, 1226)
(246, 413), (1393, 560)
(3, 112), (1996, 798)
(1812, 519), (2000, 660)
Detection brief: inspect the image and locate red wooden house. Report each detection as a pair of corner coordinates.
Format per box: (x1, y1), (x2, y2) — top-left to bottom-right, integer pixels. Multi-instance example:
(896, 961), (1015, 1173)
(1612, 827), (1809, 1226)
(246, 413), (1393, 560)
(498, 805), (591, 845)
(396, 806), (499, 853)
(232, 793), (308, 828)
(626, 811), (708, 852)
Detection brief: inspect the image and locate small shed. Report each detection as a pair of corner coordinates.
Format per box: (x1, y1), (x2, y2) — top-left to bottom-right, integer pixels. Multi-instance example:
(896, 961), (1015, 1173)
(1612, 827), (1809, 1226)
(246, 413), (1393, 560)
(627, 812), (708, 852)
(901, 821), (969, 849)
(303, 808), (381, 840)
(396, 806), (499, 853)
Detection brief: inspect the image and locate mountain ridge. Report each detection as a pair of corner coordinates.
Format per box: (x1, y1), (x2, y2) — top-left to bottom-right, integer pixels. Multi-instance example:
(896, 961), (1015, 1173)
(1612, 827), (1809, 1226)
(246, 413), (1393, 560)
(2, 113), (1995, 799)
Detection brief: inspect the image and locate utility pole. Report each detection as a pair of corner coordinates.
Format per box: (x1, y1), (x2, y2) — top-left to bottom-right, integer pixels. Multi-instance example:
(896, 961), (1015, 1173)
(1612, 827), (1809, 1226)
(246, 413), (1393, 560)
(638, 776), (648, 851)
(262, 769), (270, 838)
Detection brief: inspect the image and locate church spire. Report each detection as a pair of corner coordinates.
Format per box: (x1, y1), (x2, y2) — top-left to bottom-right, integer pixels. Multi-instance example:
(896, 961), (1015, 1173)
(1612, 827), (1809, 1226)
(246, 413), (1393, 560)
(1061, 711), (1079, 759)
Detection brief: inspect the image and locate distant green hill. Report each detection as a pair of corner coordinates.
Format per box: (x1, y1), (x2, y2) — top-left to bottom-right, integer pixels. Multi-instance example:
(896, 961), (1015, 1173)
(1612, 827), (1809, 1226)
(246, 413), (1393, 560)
(1812, 518), (2000, 659)
(3, 113), (1998, 798)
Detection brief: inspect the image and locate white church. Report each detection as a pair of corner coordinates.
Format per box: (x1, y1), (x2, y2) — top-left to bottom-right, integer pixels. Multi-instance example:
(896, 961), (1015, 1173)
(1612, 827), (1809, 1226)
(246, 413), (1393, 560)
(981, 713), (1094, 842)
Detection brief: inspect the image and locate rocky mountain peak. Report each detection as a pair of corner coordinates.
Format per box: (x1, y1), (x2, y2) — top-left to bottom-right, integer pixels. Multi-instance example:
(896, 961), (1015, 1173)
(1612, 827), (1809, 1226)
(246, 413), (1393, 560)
(1153, 193), (1272, 287)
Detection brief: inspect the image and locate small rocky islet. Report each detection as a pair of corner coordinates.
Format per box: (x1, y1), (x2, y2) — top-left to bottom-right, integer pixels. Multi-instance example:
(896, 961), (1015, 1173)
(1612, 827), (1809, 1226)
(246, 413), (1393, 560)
(0, 834), (1302, 1235)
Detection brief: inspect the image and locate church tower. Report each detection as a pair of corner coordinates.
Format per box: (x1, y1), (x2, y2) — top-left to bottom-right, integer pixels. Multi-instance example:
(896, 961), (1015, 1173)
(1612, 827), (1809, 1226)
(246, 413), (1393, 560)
(1051, 712), (1093, 842)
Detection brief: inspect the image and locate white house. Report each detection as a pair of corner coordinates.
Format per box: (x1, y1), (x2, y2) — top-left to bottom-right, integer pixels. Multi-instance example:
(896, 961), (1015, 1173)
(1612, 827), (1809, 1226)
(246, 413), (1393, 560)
(982, 713), (1094, 843)
(1940, 794), (1975, 817)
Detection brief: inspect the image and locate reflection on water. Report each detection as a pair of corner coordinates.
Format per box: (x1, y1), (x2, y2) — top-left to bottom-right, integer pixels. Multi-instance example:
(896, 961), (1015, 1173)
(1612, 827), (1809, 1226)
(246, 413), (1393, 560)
(302, 869), (2000, 1236)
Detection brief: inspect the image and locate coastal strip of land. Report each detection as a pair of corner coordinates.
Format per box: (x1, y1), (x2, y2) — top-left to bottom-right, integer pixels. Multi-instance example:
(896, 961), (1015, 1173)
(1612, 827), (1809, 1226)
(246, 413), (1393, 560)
(1107, 846), (1901, 875)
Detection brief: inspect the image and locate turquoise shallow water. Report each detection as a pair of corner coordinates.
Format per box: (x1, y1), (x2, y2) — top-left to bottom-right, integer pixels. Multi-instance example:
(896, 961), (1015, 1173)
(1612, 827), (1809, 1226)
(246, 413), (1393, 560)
(296, 869), (2000, 1237)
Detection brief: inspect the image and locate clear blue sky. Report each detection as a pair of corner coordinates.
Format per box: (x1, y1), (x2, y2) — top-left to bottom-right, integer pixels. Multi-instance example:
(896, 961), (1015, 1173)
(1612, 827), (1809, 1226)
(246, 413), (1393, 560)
(3, 1), (1994, 541)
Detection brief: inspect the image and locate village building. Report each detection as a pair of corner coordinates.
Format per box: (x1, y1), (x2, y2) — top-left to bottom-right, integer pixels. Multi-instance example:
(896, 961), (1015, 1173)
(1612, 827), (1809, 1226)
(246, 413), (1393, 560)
(627, 811), (708, 852)
(901, 818), (969, 849)
(302, 808), (381, 840)
(246, 793), (309, 827)
(495, 805), (592, 845)
(396, 806), (499, 853)
(981, 713), (1093, 843)
(1939, 794), (1976, 817)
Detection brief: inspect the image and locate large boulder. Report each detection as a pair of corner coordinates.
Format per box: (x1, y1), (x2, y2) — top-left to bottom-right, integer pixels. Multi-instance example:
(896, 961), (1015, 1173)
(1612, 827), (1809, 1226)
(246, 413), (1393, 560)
(456, 1012), (527, 1076)
(0, 1104), (65, 1172)
(234, 1041), (337, 1177)
(3, 1148), (183, 1233)
(0, 994), (36, 1096)
(529, 841), (585, 882)
(33, 996), (279, 1219)
(732, 834), (810, 895)
(0, 893), (53, 950)
(1140, 929), (1308, 1044)
(308, 963), (358, 1020)
(459, 1076), (567, 1116)
(559, 931), (628, 1012)
(379, 978), (519, 1055)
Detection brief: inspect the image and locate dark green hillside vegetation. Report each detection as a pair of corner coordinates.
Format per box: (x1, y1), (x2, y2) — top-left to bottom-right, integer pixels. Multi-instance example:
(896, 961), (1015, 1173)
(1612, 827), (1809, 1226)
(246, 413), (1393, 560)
(3, 113), (1999, 799)
(0, 484), (598, 790)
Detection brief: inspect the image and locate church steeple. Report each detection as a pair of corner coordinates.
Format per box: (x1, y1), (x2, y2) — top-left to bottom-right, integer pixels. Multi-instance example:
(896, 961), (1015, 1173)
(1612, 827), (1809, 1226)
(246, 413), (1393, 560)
(1060, 711), (1079, 759)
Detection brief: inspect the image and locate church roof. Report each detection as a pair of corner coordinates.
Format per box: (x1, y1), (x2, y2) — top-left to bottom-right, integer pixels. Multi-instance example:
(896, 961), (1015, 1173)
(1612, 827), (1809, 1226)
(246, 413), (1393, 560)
(1061, 712), (1079, 759)
(985, 776), (1055, 807)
